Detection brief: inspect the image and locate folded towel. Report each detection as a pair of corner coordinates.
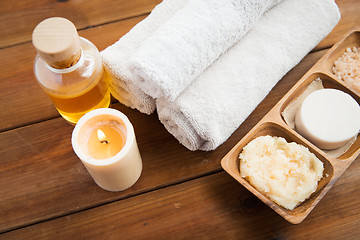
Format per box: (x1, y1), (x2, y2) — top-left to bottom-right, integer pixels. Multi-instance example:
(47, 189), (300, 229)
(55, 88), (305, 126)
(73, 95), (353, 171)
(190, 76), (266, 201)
(107, 78), (153, 114)
(157, 0), (340, 151)
(130, 0), (282, 101)
(108, 79), (155, 115)
(101, 0), (189, 114)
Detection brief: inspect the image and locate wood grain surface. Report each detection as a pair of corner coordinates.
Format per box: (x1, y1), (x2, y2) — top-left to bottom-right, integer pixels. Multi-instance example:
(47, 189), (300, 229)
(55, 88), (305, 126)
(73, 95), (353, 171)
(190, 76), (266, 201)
(318, 0), (360, 50)
(0, 0), (161, 48)
(1, 163), (359, 240)
(1, 0), (360, 239)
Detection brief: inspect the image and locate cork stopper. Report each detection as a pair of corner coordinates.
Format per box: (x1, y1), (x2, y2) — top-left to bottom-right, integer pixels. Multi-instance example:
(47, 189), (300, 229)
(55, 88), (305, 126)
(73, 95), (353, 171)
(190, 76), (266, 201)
(32, 17), (81, 69)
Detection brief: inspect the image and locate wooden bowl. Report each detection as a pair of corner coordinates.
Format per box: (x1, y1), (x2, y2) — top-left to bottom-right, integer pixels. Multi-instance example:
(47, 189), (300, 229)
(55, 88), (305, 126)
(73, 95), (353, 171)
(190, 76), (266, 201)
(221, 28), (360, 224)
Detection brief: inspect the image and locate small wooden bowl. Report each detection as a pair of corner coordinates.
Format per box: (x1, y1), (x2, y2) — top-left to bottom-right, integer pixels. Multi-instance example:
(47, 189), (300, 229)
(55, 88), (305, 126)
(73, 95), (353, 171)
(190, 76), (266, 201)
(221, 28), (360, 224)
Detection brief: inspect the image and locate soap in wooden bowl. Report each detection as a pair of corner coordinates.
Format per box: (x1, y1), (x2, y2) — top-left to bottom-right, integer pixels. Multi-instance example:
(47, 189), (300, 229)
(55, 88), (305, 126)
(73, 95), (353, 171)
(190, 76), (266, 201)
(280, 72), (360, 159)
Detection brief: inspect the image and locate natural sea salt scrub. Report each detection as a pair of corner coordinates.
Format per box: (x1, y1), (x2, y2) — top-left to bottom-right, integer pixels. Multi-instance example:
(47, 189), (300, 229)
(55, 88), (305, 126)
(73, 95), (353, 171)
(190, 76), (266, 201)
(333, 47), (360, 93)
(239, 135), (324, 210)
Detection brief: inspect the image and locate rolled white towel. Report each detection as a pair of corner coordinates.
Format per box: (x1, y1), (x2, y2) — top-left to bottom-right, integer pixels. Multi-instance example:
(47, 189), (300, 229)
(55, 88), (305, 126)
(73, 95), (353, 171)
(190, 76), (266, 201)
(108, 80), (153, 114)
(157, 0), (340, 151)
(101, 0), (189, 114)
(130, 0), (282, 101)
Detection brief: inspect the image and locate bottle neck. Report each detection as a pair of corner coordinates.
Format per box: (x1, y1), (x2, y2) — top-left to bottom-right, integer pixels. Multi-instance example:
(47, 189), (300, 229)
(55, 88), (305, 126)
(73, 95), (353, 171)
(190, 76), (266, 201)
(45, 46), (82, 69)
(45, 48), (84, 74)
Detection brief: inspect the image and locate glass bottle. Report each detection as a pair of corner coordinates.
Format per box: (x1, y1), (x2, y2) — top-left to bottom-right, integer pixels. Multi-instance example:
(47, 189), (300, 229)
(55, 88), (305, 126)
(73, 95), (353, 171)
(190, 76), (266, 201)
(32, 17), (110, 124)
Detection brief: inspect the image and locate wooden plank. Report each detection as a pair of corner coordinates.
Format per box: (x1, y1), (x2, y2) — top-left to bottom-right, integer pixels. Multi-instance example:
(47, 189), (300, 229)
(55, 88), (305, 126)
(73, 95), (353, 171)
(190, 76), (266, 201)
(0, 15), (146, 131)
(317, 0), (360, 50)
(0, 50), (326, 233)
(2, 159), (359, 240)
(0, 0), (357, 49)
(0, 0), (161, 48)
(0, 103), (219, 233)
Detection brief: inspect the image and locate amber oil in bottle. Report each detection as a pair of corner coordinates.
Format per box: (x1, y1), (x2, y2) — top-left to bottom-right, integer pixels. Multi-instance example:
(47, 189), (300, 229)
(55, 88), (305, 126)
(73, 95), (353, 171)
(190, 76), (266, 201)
(32, 17), (110, 124)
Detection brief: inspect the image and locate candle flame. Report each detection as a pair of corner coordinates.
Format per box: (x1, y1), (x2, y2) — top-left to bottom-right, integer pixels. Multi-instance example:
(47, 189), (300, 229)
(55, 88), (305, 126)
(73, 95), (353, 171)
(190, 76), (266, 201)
(97, 129), (108, 144)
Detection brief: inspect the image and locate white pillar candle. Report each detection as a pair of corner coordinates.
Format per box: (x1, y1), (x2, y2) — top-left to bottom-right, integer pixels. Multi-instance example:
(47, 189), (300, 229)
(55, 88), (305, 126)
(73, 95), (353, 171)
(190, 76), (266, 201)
(295, 89), (360, 150)
(71, 108), (143, 191)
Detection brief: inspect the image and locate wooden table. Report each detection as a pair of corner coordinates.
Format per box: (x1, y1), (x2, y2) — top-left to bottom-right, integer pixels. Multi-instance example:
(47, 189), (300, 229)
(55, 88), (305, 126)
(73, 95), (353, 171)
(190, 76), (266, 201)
(1, 1), (359, 239)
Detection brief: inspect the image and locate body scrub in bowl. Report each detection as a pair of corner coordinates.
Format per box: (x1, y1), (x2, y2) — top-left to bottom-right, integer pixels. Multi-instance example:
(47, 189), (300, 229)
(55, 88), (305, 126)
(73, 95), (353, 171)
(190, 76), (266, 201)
(239, 135), (324, 210)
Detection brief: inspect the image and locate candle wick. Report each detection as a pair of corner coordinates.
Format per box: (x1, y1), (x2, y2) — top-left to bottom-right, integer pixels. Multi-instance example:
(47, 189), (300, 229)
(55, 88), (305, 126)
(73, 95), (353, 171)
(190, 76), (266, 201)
(100, 140), (109, 144)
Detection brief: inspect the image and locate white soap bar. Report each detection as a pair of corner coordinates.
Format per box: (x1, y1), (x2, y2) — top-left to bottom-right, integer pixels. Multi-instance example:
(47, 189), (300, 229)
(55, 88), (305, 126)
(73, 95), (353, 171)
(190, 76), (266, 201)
(295, 89), (360, 149)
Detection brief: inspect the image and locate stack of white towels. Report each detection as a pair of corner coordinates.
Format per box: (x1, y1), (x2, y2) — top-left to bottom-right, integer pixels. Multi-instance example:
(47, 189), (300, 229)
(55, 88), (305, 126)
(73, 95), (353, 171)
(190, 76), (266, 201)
(101, 0), (340, 151)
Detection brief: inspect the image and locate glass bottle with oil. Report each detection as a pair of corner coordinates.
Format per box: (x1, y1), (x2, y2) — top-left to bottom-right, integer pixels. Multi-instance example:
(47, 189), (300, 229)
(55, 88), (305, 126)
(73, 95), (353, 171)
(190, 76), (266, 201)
(32, 17), (110, 124)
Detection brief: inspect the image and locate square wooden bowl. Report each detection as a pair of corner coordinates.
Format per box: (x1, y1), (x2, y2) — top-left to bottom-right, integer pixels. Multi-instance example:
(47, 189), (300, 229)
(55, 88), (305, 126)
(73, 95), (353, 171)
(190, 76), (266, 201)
(221, 28), (360, 224)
